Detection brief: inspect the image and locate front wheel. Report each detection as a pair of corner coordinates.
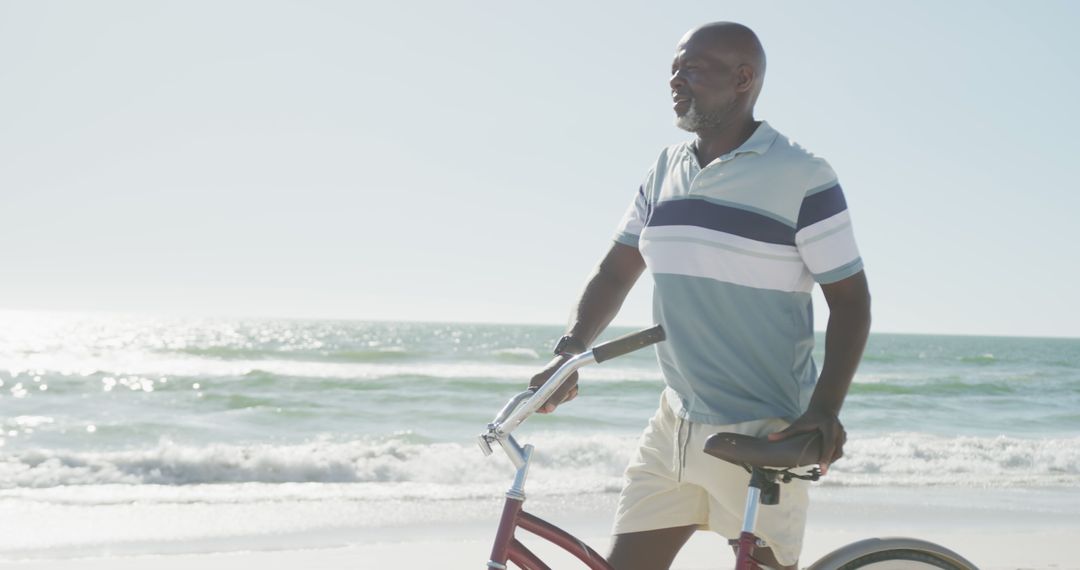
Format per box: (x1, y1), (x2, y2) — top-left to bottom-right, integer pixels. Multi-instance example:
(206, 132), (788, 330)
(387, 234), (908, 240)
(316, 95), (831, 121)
(806, 537), (978, 570)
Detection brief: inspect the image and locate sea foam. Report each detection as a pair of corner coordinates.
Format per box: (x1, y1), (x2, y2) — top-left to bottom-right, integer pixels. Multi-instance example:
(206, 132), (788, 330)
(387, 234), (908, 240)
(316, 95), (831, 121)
(3, 432), (1077, 492)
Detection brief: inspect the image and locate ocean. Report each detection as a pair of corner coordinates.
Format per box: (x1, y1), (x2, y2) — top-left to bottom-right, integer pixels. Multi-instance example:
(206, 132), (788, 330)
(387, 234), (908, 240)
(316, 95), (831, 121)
(1, 311), (1078, 558)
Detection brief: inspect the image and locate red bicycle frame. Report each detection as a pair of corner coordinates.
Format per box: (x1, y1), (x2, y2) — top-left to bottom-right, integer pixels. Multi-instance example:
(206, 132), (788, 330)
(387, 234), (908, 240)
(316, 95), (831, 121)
(734, 530), (765, 570)
(487, 495), (612, 570)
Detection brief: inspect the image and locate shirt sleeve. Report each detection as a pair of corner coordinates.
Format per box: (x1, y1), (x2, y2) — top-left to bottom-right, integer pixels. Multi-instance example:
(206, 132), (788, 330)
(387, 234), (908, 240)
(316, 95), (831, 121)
(613, 184), (651, 248)
(795, 161), (864, 284)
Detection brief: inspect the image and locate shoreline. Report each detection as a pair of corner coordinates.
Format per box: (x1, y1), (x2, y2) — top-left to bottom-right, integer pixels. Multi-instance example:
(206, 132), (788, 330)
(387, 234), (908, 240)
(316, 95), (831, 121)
(3, 487), (1077, 569)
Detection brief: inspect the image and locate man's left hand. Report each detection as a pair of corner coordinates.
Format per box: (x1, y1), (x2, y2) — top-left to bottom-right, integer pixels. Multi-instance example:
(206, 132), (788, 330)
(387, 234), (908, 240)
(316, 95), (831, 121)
(767, 407), (846, 474)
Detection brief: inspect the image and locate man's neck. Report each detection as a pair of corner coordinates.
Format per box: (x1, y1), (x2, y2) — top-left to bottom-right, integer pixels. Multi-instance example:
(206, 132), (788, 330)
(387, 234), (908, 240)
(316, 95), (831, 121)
(693, 116), (760, 167)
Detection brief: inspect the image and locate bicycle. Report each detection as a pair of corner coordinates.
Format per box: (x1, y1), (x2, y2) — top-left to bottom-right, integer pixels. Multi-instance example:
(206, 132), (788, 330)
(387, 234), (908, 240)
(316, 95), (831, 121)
(478, 325), (979, 569)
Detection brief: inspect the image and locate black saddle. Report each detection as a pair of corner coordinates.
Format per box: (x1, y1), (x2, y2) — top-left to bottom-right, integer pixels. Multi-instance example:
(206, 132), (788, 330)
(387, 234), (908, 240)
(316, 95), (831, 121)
(703, 430), (823, 469)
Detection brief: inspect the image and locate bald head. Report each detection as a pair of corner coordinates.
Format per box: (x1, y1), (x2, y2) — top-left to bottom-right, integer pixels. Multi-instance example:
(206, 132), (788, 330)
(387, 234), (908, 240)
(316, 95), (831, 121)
(681, 22), (766, 71)
(678, 22), (766, 99)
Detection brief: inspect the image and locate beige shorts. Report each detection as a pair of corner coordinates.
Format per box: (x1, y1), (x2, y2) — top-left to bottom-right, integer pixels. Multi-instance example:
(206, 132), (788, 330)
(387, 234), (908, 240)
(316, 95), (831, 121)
(612, 390), (809, 567)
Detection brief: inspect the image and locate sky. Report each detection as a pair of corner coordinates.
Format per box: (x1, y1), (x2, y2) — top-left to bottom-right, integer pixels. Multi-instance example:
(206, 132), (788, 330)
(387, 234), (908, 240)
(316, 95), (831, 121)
(2, 1), (1078, 338)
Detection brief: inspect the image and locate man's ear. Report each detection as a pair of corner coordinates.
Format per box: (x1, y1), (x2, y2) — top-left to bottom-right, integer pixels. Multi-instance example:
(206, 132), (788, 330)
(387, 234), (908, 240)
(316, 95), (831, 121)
(734, 64), (756, 93)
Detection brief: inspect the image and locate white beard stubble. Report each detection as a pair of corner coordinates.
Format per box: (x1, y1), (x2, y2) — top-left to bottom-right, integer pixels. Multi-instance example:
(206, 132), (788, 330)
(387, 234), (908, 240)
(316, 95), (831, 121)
(675, 98), (728, 132)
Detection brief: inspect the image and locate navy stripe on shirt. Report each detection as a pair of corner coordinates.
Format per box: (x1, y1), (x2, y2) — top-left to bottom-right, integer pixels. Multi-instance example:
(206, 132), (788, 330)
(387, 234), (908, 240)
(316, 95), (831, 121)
(797, 184), (847, 230)
(647, 198), (796, 246)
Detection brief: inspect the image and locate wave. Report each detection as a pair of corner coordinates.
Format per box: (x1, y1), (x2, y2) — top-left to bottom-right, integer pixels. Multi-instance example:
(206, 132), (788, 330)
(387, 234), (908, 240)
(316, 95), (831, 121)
(849, 380), (1016, 396)
(490, 347), (541, 362)
(0, 433), (634, 490)
(174, 346), (422, 363)
(0, 352), (661, 383)
(825, 433), (1080, 487)
(957, 353), (997, 364)
(3, 433), (1077, 492)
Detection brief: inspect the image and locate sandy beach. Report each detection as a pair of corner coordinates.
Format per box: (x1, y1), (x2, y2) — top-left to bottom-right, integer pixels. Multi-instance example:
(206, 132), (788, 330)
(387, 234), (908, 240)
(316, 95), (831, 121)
(3, 486), (1077, 569)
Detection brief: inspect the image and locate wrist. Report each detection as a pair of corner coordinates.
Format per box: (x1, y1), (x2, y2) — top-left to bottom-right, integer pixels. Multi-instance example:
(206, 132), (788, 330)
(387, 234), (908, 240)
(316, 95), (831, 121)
(806, 400), (842, 418)
(552, 334), (587, 357)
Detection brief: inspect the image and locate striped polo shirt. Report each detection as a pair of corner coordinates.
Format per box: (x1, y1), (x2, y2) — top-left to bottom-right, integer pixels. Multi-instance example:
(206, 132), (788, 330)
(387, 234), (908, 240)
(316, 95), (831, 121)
(615, 121), (863, 424)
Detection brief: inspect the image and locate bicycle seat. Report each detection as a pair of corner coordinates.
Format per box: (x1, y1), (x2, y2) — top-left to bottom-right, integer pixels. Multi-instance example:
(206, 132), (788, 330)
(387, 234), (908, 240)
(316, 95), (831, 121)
(703, 431), (822, 469)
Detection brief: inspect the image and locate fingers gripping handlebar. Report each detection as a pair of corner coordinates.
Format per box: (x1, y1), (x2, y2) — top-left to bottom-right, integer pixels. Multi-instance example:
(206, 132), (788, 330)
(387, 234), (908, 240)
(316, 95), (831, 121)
(479, 326), (665, 462)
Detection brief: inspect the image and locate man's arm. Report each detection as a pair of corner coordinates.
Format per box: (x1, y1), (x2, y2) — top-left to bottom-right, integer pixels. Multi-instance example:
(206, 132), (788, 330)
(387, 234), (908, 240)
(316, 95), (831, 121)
(531, 241), (646, 413)
(768, 270), (871, 471)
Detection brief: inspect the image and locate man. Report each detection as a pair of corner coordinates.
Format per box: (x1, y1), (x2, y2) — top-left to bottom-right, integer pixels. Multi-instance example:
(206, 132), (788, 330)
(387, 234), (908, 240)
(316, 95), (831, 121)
(529, 22), (871, 570)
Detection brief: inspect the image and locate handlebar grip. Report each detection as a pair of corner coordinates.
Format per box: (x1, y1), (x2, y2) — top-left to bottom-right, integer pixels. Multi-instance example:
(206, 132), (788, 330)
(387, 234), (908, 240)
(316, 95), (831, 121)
(591, 325), (665, 364)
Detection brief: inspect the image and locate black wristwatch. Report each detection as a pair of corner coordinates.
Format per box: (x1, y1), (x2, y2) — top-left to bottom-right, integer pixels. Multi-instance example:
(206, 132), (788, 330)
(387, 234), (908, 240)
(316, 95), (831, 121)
(552, 335), (586, 356)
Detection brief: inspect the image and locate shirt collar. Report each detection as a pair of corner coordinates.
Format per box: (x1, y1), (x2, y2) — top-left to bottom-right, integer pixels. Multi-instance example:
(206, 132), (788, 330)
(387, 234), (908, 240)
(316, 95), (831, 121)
(687, 120), (779, 165)
(735, 121), (778, 156)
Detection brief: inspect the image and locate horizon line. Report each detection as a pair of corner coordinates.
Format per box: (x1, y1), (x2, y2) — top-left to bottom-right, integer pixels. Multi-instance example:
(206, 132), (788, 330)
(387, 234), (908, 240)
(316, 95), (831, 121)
(2, 307), (1077, 341)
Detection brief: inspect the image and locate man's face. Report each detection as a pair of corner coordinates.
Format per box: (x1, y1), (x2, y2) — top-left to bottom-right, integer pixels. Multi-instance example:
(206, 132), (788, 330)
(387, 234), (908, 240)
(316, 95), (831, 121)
(670, 37), (738, 132)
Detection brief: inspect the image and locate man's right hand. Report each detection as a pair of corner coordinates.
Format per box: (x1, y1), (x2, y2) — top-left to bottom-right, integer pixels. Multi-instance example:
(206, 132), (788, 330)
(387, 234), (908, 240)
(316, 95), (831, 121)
(529, 355), (579, 413)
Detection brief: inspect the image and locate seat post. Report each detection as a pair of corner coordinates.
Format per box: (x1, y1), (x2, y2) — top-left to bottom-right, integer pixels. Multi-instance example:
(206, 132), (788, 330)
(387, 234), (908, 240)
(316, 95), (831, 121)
(733, 467), (783, 568)
(742, 467), (782, 533)
(740, 483), (762, 535)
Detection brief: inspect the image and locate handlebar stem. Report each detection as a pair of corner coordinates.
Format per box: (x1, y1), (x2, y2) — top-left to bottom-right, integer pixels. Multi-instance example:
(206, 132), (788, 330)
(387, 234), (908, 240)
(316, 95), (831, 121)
(506, 441), (533, 497)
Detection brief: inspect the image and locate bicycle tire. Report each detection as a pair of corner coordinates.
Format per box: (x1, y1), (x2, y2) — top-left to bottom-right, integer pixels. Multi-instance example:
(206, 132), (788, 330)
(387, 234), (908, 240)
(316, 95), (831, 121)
(806, 537), (977, 570)
(835, 548), (968, 569)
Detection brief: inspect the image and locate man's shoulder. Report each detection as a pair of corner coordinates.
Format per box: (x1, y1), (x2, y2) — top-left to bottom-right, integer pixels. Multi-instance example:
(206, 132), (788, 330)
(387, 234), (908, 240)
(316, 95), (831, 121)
(761, 128), (838, 192)
(764, 127), (831, 168)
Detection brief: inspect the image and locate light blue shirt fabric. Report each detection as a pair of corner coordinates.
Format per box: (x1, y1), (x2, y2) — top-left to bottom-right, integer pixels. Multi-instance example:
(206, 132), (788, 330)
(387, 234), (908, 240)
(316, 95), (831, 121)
(615, 122), (863, 424)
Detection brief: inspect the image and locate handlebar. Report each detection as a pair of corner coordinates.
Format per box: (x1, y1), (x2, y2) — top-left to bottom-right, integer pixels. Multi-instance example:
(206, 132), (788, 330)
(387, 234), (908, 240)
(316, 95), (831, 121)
(592, 325), (665, 363)
(478, 325), (665, 465)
